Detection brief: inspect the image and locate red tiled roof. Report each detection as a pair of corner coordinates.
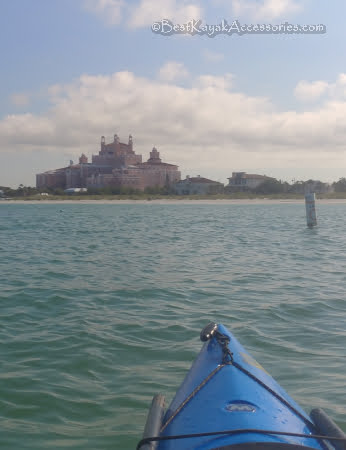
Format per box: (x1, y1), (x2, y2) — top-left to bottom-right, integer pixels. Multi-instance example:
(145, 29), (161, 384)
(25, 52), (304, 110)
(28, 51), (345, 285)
(229, 173), (271, 180)
(40, 167), (68, 174)
(40, 164), (83, 174)
(182, 177), (222, 184)
(243, 174), (269, 179)
(139, 162), (178, 168)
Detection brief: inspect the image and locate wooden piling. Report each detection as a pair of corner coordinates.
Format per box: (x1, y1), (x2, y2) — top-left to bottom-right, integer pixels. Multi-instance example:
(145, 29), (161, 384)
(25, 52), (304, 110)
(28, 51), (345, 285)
(305, 192), (317, 228)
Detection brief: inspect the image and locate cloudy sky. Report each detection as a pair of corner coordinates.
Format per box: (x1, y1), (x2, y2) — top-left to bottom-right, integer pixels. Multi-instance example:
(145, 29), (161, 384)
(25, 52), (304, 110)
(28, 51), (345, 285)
(1, 0), (346, 187)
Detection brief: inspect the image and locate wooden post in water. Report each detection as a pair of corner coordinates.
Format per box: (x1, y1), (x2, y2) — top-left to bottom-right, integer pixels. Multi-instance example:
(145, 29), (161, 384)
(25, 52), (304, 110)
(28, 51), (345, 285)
(305, 192), (317, 228)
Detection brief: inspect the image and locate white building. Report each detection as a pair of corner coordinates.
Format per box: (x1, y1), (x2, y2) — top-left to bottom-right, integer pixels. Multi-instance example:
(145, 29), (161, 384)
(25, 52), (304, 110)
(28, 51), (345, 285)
(174, 176), (224, 195)
(226, 172), (271, 191)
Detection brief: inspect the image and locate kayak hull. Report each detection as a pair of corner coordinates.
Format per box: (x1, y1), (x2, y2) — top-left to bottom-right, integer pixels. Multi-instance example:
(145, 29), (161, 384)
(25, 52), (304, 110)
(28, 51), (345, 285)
(156, 324), (324, 450)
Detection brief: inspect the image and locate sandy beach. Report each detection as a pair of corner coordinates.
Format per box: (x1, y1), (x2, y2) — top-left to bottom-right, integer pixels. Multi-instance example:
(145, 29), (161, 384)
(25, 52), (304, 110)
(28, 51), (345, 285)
(2, 198), (346, 205)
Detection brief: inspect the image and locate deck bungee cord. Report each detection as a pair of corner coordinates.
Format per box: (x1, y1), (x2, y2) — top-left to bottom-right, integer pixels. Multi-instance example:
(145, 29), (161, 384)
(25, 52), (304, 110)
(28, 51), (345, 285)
(139, 323), (346, 450)
(137, 428), (346, 450)
(161, 324), (316, 433)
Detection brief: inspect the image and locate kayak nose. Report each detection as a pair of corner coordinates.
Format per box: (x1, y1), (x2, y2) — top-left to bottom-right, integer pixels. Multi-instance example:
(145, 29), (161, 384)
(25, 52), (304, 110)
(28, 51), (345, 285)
(200, 322), (218, 342)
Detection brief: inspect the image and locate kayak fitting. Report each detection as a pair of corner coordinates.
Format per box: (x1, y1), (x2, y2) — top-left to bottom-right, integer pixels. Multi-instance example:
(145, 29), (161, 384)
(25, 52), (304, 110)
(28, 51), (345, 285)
(138, 323), (346, 450)
(200, 322), (218, 341)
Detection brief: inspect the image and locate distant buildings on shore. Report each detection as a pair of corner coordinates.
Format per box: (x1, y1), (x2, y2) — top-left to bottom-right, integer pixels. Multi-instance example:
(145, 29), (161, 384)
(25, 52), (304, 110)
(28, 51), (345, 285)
(226, 172), (273, 192)
(175, 176), (224, 195)
(35, 132), (273, 193)
(36, 134), (181, 191)
(36, 132), (333, 195)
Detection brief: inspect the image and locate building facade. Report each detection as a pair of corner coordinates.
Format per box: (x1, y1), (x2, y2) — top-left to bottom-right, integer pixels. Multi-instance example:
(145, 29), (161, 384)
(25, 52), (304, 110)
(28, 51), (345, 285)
(174, 176), (224, 195)
(36, 134), (180, 191)
(36, 168), (66, 189)
(225, 172), (271, 192)
(92, 134), (142, 168)
(88, 147), (180, 190)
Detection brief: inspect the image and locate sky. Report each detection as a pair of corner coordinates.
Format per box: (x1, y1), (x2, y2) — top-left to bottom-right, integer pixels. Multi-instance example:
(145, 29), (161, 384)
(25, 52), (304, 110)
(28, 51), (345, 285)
(1, 0), (346, 187)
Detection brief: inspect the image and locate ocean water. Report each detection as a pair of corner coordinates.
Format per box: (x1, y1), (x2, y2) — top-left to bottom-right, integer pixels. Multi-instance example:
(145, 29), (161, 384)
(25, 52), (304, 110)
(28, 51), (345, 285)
(0, 202), (345, 449)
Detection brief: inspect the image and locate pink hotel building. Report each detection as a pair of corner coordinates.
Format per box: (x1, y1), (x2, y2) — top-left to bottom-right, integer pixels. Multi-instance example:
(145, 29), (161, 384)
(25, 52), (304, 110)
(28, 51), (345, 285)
(36, 134), (181, 191)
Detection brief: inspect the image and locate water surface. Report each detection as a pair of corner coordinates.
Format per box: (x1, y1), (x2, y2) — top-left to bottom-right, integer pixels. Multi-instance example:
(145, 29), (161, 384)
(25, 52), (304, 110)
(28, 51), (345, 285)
(0, 203), (345, 449)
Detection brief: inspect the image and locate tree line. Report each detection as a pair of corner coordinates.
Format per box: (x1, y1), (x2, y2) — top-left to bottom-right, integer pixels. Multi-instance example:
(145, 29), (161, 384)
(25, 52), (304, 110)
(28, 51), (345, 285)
(0, 184), (172, 197)
(2, 178), (346, 197)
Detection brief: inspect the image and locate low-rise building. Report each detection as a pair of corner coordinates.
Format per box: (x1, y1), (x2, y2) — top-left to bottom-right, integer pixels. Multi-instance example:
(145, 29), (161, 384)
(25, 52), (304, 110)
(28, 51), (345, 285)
(225, 172), (272, 192)
(174, 176), (224, 195)
(36, 168), (66, 189)
(64, 188), (88, 194)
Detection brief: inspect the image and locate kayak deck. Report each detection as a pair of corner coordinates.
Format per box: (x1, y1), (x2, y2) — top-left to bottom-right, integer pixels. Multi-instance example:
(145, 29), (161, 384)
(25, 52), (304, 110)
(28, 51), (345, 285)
(138, 323), (345, 450)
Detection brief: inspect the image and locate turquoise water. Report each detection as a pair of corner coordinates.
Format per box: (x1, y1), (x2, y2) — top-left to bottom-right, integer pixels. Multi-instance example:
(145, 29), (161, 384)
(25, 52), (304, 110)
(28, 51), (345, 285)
(0, 202), (345, 449)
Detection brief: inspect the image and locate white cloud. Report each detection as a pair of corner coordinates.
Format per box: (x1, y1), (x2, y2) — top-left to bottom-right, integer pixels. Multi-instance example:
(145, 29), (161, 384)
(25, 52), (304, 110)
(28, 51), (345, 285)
(330, 73), (346, 99)
(84, 0), (124, 25)
(2, 69), (346, 184)
(231, 0), (303, 21)
(294, 80), (329, 102)
(295, 74), (346, 102)
(158, 61), (190, 82)
(336, 73), (346, 85)
(196, 74), (233, 90)
(84, 0), (203, 28)
(203, 49), (224, 63)
(0, 114), (56, 147)
(129, 0), (202, 28)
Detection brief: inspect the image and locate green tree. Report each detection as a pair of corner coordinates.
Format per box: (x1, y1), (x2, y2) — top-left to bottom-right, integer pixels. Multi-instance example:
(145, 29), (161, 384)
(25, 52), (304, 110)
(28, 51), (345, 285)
(333, 178), (346, 192)
(53, 188), (65, 195)
(254, 178), (286, 194)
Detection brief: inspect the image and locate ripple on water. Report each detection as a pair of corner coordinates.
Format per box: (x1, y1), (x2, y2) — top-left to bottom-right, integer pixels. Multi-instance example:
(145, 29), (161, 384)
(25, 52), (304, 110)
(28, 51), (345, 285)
(0, 203), (345, 448)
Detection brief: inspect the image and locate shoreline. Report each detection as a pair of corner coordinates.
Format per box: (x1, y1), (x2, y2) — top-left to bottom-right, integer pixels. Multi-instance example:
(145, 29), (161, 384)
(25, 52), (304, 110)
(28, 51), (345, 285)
(2, 198), (346, 205)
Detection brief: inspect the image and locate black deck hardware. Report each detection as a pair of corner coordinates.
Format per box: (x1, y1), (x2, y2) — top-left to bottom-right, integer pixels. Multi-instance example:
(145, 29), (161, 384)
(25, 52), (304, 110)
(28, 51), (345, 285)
(200, 322), (218, 341)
